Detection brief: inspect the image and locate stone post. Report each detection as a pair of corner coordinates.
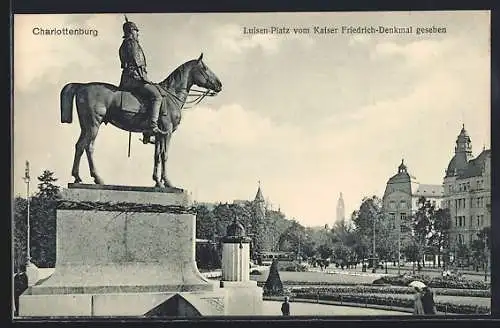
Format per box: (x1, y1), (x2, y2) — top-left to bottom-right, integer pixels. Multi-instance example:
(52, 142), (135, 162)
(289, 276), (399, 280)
(220, 217), (262, 315)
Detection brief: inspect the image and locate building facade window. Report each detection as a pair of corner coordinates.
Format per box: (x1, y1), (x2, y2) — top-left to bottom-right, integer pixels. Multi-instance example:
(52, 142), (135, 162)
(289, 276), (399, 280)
(400, 200), (406, 209)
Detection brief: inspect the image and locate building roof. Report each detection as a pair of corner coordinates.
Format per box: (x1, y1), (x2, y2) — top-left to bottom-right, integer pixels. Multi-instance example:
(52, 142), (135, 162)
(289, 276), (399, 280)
(413, 184), (444, 197)
(255, 185), (265, 202)
(387, 160), (418, 184)
(445, 152), (470, 177)
(456, 149), (491, 179)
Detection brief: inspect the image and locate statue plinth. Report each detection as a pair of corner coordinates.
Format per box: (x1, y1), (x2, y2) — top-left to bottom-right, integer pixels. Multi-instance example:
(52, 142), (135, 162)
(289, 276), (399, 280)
(19, 184), (226, 317)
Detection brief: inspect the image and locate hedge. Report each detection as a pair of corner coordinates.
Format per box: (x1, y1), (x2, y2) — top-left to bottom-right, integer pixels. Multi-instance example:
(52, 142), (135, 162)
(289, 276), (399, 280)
(290, 286), (490, 298)
(376, 274), (490, 290)
(256, 281), (367, 287)
(292, 292), (490, 314)
(282, 263), (309, 272)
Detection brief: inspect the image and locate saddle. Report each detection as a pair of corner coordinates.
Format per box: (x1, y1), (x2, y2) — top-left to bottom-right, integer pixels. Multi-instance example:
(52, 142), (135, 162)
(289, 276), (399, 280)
(111, 84), (181, 131)
(117, 84), (169, 115)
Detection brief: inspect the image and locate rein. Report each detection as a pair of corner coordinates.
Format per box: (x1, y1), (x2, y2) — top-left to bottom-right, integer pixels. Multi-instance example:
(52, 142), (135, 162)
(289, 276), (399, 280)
(183, 88), (217, 110)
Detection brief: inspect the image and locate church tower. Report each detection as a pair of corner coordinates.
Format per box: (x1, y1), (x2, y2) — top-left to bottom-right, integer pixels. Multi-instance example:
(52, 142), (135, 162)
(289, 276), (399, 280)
(445, 124), (474, 177)
(336, 192), (346, 225)
(253, 181), (266, 224)
(252, 181), (268, 254)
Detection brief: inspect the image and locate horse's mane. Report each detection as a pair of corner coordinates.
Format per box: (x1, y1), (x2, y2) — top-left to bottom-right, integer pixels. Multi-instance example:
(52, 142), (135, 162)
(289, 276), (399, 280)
(158, 59), (197, 90)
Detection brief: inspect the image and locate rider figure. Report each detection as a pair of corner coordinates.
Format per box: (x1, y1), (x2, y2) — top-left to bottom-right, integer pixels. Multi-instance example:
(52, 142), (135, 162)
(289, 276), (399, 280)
(119, 16), (163, 142)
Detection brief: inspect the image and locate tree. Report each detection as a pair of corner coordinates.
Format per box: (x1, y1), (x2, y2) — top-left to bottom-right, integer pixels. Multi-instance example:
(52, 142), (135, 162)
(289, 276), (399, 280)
(13, 197), (28, 272)
(351, 196), (385, 261)
(30, 170), (61, 267)
(470, 227), (491, 271)
(263, 259), (284, 296)
(195, 204), (216, 240)
(429, 208), (452, 268)
(456, 243), (470, 267)
(317, 244), (333, 260)
(36, 170), (60, 199)
(411, 197), (434, 268)
(13, 170), (62, 270)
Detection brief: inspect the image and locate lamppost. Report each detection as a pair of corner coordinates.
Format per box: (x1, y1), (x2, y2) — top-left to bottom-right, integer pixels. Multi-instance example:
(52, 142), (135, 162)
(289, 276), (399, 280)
(484, 233), (489, 282)
(372, 212), (376, 274)
(397, 220), (401, 275)
(22, 161), (31, 264)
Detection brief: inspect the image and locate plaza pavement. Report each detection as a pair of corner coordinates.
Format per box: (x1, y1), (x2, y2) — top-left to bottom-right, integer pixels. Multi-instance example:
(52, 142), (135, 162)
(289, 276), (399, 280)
(261, 300), (410, 316)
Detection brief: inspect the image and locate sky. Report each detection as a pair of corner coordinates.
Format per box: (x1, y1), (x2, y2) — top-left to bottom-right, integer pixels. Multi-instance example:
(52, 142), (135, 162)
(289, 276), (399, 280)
(13, 11), (490, 227)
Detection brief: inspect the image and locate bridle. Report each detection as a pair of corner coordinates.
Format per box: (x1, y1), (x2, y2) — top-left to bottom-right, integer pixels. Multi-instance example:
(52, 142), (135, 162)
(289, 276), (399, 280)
(155, 61), (219, 111)
(182, 62), (219, 110)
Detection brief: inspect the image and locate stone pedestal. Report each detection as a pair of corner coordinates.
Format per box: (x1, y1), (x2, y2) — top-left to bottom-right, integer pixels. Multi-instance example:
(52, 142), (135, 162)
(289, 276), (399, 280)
(221, 281), (262, 315)
(222, 243), (250, 282)
(219, 219), (263, 315)
(25, 261), (39, 287)
(19, 184), (225, 317)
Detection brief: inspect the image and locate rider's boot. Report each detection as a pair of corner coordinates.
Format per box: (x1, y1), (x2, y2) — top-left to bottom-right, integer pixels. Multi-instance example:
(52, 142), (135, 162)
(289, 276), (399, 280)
(142, 132), (152, 144)
(149, 99), (162, 134)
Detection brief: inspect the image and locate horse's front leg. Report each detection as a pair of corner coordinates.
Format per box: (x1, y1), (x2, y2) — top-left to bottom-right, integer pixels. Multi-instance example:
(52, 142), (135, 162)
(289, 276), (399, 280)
(153, 136), (164, 188)
(160, 133), (173, 188)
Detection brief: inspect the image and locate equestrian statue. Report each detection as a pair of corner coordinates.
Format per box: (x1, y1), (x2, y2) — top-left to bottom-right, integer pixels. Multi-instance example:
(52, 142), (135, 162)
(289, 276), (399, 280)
(60, 16), (222, 188)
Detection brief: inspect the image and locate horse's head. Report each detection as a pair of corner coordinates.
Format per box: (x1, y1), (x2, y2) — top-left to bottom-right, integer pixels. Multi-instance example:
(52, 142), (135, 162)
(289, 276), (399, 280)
(190, 53), (222, 93)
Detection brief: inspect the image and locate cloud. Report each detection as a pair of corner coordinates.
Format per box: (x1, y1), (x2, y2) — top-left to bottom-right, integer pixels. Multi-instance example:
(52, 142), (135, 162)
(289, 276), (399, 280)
(14, 14), (125, 93)
(12, 12), (490, 227)
(211, 23), (314, 56)
(177, 103), (303, 149)
(348, 34), (371, 46)
(370, 38), (455, 68)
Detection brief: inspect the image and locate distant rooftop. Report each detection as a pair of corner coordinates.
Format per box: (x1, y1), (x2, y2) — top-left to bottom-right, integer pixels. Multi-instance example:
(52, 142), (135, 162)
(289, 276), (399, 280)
(413, 184), (444, 197)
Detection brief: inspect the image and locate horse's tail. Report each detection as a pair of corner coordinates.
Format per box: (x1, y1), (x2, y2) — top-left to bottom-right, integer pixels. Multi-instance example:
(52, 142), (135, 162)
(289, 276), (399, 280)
(60, 83), (83, 123)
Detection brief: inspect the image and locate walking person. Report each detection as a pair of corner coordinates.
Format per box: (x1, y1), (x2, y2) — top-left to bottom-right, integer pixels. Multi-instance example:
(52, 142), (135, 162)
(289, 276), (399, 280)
(281, 296), (290, 316)
(413, 286), (425, 315)
(421, 286), (437, 315)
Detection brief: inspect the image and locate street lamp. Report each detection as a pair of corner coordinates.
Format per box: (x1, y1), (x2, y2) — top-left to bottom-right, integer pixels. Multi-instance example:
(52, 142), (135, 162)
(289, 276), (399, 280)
(484, 235), (489, 282)
(22, 161), (31, 264)
(397, 220), (401, 275)
(372, 212), (376, 274)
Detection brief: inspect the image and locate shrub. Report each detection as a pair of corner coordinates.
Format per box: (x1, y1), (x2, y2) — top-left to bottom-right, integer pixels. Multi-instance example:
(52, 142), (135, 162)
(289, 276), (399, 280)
(376, 274), (490, 290)
(289, 285), (490, 298)
(282, 263), (309, 272)
(263, 259), (284, 296)
(291, 292), (490, 314)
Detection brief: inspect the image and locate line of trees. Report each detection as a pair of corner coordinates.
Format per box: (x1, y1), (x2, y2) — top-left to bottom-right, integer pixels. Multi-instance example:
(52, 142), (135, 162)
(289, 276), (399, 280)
(13, 170), (490, 274)
(13, 170), (60, 271)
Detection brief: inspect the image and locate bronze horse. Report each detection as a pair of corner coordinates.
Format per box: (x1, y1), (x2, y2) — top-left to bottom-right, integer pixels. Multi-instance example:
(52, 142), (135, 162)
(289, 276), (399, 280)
(60, 53), (222, 188)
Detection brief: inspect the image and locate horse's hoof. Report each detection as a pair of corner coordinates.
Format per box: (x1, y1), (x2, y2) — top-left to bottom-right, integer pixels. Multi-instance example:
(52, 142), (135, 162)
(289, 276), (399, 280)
(94, 177), (104, 185)
(162, 178), (173, 188)
(155, 181), (165, 188)
(73, 177), (82, 184)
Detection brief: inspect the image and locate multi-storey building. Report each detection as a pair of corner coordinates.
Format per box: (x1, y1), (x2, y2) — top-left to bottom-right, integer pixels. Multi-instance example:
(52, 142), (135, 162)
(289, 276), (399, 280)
(382, 159), (444, 231)
(442, 125), (491, 252)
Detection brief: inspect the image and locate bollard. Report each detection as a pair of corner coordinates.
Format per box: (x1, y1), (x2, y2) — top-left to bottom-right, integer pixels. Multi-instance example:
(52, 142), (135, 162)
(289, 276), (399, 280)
(340, 295), (343, 305)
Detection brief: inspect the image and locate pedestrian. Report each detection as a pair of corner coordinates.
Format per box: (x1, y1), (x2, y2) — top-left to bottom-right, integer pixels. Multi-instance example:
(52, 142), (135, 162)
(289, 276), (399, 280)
(281, 296), (290, 316)
(413, 286), (425, 315)
(421, 287), (437, 315)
